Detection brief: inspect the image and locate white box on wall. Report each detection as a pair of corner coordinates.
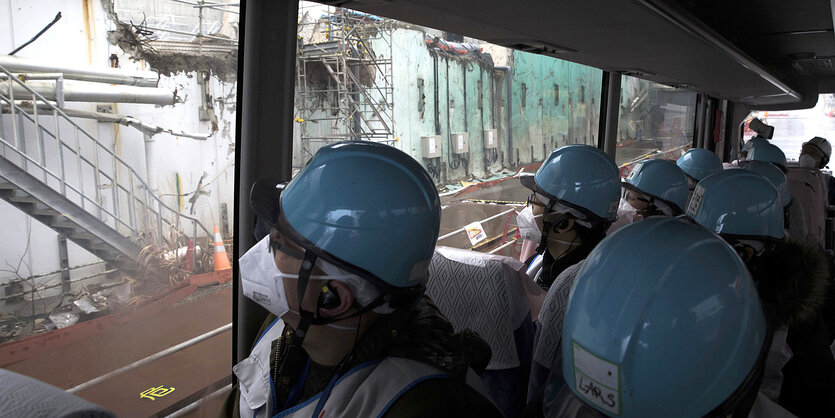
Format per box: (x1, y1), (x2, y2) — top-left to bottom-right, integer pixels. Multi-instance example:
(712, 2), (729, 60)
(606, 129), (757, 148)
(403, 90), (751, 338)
(452, 132), (469, 154)
(421, 135), (442, 158)
(483, 129), (497, 149)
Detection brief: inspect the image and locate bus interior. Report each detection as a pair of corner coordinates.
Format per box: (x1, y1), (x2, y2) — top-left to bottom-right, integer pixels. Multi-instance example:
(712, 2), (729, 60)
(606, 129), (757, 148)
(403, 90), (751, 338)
(1, 0), (834, 416)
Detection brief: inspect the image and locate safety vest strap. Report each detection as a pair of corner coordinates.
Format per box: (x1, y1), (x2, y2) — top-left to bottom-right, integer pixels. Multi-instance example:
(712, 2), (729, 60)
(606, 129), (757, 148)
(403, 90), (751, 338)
(277, 357), (490, 418)
(234, 317), (285, 418)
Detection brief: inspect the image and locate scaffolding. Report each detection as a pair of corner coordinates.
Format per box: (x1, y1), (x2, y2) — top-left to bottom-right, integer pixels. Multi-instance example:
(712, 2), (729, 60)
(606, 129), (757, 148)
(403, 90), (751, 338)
(295, 5), (395, 160)
(115, 0), (239, 55)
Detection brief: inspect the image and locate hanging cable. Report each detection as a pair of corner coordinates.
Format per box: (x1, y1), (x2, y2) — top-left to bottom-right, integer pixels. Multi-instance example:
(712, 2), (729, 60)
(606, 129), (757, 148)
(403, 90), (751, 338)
(9, 12), (63, 56)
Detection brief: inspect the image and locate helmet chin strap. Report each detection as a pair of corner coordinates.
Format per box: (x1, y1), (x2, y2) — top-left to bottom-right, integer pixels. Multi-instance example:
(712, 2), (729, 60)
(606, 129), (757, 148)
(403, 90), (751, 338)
(278, 249), (389, 376)
(278, 249), (318, 376)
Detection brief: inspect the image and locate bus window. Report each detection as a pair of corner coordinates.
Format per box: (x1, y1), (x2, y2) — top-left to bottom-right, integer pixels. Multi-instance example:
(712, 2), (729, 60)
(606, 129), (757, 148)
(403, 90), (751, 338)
(615, 76), (698, 178)
(294, 2), (601, 256)
(742, 94), (835, 163)
(0, 1), (238, 415)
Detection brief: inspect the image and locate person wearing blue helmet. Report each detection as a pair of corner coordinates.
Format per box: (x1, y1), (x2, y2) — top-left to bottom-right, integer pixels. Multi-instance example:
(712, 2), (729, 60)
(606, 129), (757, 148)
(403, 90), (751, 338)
(607, 159), (689, 234)
(745, 141), (788, 172)
(225, 142), (501, 418)
(517, 145), (620, 411)
(675, 148), (722, 195)
(741, 136), (771, 161)
(740, 160), (808, 242)
(541, 217), (789, 417)
(516, 144), (621, 289)
(688, 169), (834, 415)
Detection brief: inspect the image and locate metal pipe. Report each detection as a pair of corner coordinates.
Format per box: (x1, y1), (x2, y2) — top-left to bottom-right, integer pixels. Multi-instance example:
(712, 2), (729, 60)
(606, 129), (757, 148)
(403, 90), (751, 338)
(0, 269), (119, 302)
(494, 66), (513, 166)
(129, 174), (136, 229)
(164, 384), (233, 418)
(8, 104), (210, 139)
(144, 133), (156, 193)
(437, 208), (517, 242)
(637, 0), (801, 102)
(141, 25), (236, 43)
(8, 77), (18, 148)
(1, 80), (176, 105)
(74, 128), (84, 209)
(54, 108), (65, 194)
(488, 238), (518, 255)
(112, 154), (120, 224)
(67, 323), (232, 394)
(0, 54), (159, 87)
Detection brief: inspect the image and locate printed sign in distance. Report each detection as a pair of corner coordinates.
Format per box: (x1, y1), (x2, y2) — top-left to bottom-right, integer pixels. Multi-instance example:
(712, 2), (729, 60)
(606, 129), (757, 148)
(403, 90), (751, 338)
(464, 221), (487, 246)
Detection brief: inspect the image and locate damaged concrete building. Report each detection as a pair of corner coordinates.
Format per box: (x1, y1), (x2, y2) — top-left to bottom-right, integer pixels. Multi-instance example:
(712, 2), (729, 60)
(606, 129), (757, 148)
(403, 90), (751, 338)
(0, 0), (238, 340)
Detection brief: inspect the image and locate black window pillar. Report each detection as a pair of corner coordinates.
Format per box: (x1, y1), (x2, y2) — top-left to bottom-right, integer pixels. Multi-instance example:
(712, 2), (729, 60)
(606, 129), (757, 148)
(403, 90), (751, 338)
(234, 0), (299, 365)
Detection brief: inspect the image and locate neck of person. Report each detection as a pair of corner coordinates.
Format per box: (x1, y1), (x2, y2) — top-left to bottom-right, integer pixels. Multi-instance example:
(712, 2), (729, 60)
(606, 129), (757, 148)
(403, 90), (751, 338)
(302, 311), (376, 367)
(546, 229), (582, 260)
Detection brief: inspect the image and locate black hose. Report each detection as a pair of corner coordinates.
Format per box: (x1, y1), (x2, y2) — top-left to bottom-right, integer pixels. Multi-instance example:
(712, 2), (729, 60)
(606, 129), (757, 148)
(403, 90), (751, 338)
(9, 12), (62, 56)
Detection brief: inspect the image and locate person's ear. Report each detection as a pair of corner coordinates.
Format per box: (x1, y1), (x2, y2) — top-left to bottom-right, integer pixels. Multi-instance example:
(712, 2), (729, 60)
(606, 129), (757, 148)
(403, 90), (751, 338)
(318, 281), (353, 317)
(744, 247), (755, 261)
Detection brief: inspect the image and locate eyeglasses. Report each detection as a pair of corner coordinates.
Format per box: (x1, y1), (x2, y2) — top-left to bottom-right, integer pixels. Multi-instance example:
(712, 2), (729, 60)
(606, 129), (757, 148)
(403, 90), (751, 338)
(527, 193), (546, 208)
(269, 236), (305, 260)
(623, 190), (651, 204)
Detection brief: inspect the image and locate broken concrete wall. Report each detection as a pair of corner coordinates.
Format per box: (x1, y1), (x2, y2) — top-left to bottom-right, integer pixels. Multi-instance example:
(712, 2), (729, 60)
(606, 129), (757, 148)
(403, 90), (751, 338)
(292, 24), (604, 185)
(0, 0), (237, 316)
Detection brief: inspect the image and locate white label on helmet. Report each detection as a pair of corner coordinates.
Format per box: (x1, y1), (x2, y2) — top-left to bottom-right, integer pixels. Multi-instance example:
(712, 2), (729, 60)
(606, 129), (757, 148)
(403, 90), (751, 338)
(625, 162), (643, 182)
(686, 184), (706, 216)
(573, 342), (621, 416)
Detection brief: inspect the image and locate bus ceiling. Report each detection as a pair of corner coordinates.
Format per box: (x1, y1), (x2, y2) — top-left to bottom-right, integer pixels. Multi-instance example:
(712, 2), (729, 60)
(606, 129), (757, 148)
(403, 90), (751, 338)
(330, 0), (835, 109)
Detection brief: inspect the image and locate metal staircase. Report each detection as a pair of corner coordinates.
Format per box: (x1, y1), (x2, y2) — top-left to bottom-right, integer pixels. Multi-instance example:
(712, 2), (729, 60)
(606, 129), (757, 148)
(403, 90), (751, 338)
(0, 64), (212, 274)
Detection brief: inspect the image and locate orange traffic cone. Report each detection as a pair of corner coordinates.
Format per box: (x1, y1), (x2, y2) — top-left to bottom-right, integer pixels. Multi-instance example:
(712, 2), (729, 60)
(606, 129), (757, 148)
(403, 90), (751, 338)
(184, 239), (195, 272)
(213, 226), (231, 271)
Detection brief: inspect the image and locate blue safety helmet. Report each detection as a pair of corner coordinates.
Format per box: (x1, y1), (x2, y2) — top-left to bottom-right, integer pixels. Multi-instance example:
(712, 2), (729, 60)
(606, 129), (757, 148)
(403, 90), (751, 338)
(676, 148), (723, 182)
(520, 145), (620, 221)
(741, 160), (791, 208)
(279, 141), (441, 288)
(741, 137), (769, 160)
(687, 169), (784, 240)
(556, 217), (768, 418)
(745, 142), (788, 171)
(624, 159), (689, 213)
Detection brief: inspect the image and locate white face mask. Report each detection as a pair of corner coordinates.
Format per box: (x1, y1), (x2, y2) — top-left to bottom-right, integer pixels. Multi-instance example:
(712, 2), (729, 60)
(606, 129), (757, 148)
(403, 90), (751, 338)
(607, 198), (644, 235)
(274, 261), (366, 330)
(799, 154), (818, 168)
(241, 236), (389, 324)
(517, 205), (544, 243)
(239, 236), (291, 317)
(240, 236), (356, 317)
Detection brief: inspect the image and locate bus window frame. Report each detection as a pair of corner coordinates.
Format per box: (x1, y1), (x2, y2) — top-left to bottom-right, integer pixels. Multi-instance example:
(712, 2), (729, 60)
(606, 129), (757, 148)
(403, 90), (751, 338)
(232, 0), (720, 369)
(234, 0), (300, 366)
